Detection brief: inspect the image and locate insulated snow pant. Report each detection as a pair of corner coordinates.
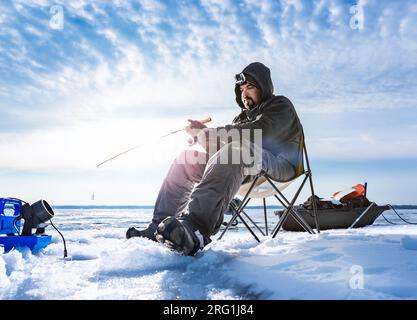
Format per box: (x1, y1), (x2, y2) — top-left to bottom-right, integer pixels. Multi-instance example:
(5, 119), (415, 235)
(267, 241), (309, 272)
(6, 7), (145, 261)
(151, 142), (295, 238)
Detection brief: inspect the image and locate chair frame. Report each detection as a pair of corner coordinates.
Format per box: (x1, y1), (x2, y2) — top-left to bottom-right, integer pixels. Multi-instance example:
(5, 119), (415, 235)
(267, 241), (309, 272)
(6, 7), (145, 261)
(218, 135), (320, 242)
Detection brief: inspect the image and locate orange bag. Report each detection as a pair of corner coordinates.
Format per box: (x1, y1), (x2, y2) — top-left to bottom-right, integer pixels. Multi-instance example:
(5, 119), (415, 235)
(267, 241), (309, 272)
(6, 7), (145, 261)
(332, 184), (366, 201)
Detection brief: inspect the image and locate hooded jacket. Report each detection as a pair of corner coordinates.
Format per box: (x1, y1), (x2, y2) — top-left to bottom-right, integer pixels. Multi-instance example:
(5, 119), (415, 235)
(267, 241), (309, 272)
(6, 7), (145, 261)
(229, 63), (303, 171)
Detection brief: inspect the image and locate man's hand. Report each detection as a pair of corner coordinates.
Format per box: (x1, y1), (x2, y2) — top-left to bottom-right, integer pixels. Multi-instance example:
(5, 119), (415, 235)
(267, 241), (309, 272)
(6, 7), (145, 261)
(186, 119), (207, 146)
(185, 119), (207, 133)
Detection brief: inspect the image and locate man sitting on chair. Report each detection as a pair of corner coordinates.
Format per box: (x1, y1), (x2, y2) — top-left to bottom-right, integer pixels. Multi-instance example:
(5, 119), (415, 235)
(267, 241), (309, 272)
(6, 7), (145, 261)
(126, 62), (303, 256)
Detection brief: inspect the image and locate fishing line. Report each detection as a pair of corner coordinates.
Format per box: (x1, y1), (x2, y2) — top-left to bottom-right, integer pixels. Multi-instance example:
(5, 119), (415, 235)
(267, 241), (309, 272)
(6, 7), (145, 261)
(96, 117), (211, 169)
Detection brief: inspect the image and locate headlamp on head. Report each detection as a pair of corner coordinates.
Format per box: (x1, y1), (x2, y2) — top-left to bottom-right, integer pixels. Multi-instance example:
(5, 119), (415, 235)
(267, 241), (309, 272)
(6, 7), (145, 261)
(234, 72), (246, 85)
(235, 72), (259, 89)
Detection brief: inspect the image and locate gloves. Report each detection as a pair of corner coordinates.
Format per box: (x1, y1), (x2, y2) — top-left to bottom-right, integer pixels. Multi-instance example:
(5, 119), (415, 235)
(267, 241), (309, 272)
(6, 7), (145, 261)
(185, 119), (207, 131)
(186, 119), (207, 146)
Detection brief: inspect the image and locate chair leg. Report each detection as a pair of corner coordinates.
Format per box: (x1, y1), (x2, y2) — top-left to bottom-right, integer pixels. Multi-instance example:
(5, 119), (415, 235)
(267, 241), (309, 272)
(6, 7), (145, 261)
(231, 205), (261, 242)
(273, 174), (317, 235)
(218, 198), (261, 242)
(263, 198), (268, 236)
(218, 170), (317, 241)
(307, 173), (320, 233)
(218, 176), (260, 240)
(229, 200), (262, 231)
(265, 174), (314, 234)
(271, 207), (289, 236)
(272, 202), (313, 236)
(272, 197), (314, 236)
(240, 208), (266, 237)
(218, 197), (250, 239)
(264, 174), (315, 236)
(304, 142), (320, 233)
(223, 199), (266, 240)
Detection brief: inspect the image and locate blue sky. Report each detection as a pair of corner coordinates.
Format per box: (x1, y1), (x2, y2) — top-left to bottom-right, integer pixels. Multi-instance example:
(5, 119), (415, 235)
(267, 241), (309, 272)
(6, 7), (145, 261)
(0, 0), (416, 205)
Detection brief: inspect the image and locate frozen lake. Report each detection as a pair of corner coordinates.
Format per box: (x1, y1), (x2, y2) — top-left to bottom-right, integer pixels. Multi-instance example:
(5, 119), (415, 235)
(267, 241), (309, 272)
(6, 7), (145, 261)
(1, 207), (417, 300)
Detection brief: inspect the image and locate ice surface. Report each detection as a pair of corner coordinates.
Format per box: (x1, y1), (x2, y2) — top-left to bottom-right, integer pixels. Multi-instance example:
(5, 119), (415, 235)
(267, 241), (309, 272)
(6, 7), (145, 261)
(1, 208), (417, 300)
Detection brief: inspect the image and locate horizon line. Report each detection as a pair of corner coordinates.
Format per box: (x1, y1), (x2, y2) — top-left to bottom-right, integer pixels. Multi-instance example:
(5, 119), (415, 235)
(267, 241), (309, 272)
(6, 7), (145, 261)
(51, 204), (417, 209)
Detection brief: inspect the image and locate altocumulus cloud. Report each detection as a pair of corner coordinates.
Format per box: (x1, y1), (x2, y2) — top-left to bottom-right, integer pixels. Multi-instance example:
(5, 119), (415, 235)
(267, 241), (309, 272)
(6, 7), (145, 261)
(0, 0), (416, 164)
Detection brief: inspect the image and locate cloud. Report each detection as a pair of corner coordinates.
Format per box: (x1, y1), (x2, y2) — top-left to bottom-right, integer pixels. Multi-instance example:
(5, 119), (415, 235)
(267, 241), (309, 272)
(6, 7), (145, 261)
(2, 0), (416, 111)
(0, 0), (416, 170)
(24, 24), (46, 37)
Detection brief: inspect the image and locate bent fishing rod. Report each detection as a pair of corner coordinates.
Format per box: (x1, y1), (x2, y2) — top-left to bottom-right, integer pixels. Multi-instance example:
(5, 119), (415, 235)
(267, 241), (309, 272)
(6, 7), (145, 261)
(96, 117), (212, 168)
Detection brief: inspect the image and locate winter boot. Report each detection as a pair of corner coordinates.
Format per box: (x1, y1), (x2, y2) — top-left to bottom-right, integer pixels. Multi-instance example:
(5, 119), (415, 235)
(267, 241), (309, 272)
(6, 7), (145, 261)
(155, 217), (210, 256)
(126, 224), (157, 241)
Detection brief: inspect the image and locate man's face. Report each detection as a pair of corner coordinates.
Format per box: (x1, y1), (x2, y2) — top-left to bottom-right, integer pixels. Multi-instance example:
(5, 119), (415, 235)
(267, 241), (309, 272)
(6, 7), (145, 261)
(240, 82), (262, 109)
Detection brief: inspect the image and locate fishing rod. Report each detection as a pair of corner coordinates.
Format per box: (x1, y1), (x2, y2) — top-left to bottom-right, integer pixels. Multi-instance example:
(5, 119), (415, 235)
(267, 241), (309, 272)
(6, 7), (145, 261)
(96, 117), (212, 168)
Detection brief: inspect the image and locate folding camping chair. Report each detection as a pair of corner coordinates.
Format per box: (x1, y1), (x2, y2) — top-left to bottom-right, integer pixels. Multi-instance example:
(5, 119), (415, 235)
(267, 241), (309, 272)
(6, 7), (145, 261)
(218, 131), (320, 242)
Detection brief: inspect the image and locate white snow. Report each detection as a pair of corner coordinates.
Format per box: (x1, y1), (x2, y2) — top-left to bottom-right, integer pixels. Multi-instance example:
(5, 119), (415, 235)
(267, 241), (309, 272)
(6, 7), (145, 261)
(1, 208), (417, 300)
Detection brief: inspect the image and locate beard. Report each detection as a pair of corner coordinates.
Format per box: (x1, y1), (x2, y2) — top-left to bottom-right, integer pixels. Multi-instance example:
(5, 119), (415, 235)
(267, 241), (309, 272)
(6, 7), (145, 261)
(243, 97), (255, 109)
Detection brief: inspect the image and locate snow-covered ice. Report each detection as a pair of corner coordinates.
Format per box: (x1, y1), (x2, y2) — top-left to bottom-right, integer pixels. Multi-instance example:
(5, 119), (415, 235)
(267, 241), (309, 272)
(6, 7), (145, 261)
(1, 208), (417, 300)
